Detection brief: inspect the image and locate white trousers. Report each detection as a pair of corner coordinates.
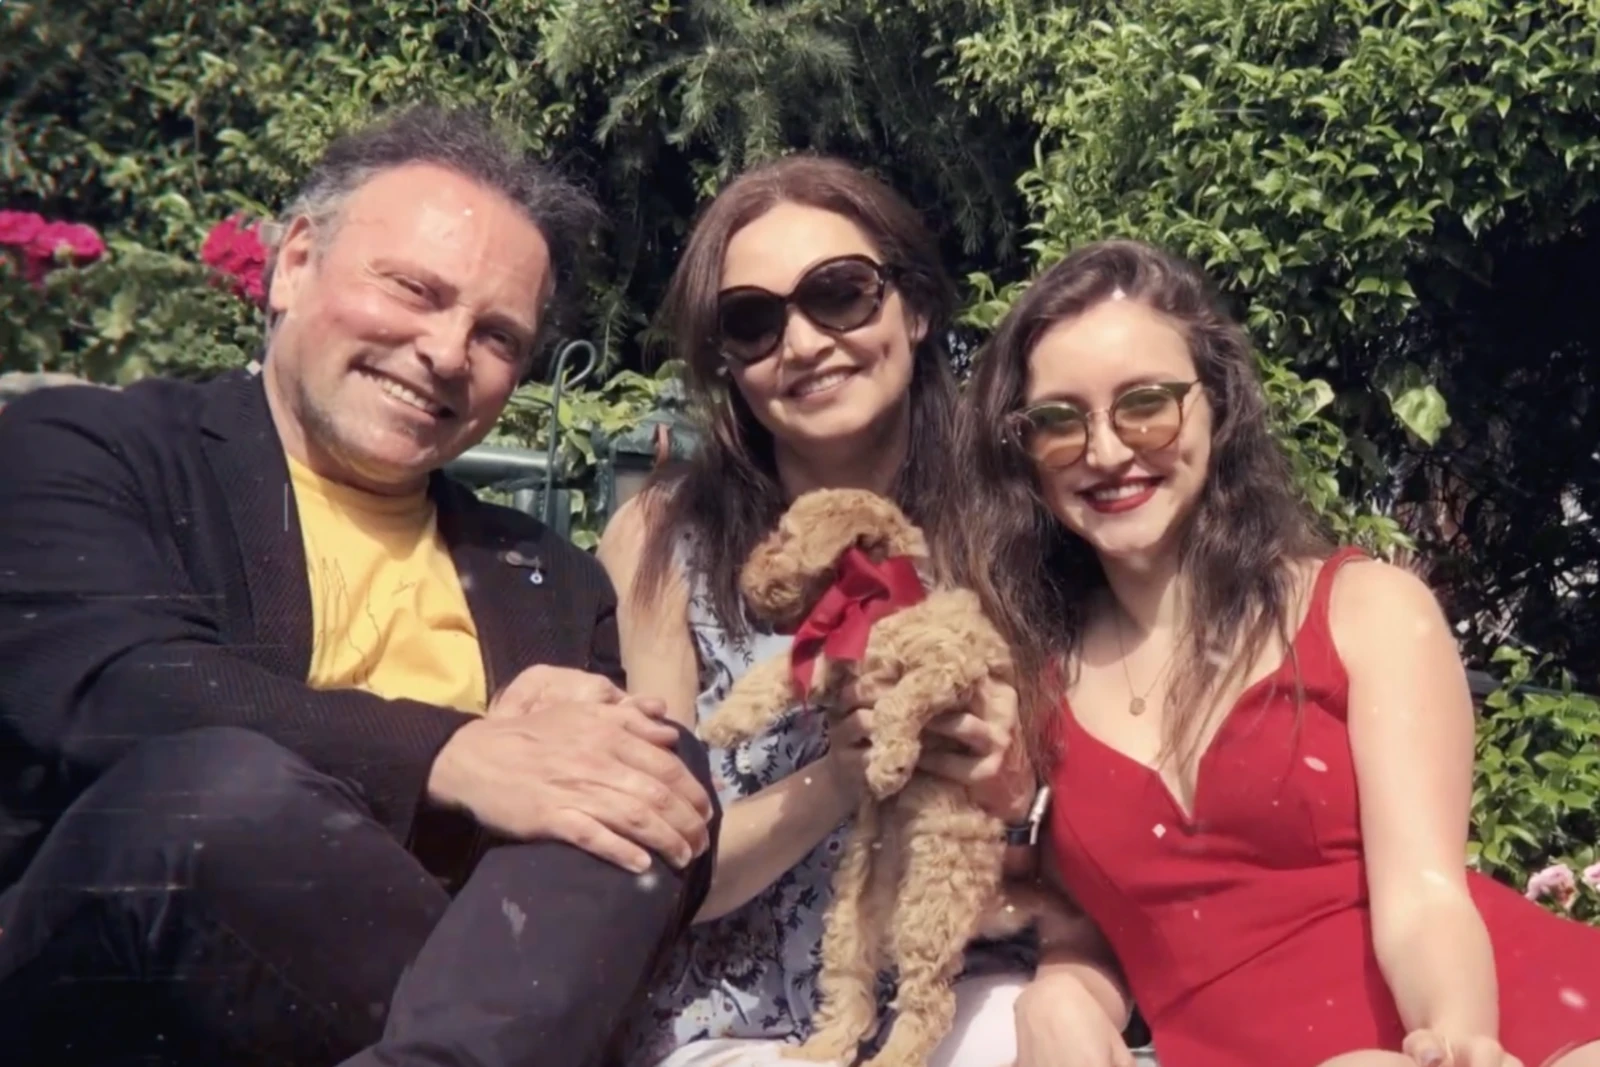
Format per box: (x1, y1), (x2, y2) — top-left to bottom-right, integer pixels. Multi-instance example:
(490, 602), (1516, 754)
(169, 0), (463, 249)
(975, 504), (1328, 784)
(654, 973), (1026, 1067)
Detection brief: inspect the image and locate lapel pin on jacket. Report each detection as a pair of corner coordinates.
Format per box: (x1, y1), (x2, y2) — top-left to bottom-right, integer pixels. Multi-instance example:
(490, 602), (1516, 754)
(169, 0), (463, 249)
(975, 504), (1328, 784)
(499, 545), (545, 586)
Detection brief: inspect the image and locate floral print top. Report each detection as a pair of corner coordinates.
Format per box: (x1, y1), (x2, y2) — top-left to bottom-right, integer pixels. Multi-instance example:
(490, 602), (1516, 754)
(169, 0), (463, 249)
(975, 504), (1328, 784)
(619, 557), (1036, 1065)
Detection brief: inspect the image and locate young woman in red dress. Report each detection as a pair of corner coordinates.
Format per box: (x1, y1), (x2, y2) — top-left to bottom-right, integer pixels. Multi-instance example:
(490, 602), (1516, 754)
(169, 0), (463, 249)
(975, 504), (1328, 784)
(958, 238), (1600, 1067)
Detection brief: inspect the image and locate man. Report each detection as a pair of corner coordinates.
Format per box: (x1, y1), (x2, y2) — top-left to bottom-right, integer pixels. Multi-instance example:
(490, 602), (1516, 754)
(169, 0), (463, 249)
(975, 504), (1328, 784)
(0, 105), (718, 1067)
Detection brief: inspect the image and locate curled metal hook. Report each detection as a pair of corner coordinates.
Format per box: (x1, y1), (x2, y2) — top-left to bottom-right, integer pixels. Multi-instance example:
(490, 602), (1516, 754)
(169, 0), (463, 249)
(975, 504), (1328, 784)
(537, 339), (601, 525)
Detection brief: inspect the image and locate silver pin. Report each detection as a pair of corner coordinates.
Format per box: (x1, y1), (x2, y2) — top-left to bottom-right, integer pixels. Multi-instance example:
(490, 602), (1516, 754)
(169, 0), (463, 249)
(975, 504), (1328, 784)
(500, 547), (545, 585)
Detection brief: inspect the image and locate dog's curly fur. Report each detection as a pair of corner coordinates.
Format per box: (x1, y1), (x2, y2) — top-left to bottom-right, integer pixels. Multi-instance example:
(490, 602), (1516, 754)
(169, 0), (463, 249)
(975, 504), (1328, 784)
(698, 488), (1025, 1067)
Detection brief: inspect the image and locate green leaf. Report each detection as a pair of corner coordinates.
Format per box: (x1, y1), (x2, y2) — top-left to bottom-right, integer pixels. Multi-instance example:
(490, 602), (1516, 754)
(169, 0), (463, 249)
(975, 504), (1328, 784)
(1253, 170), (1287, 196)
(98, 288), (139, 342)
(1300, 377), (1336, 418)
(1534, 752), (1571, 772)
(1305, 94), (1345, 120)
(1389, 383), (1452, 445)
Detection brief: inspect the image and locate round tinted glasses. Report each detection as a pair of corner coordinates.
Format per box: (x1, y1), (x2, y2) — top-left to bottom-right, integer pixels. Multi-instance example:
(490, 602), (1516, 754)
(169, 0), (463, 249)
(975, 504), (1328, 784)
(1005, 381), (1199, 468)
(716, 254), (899, 365)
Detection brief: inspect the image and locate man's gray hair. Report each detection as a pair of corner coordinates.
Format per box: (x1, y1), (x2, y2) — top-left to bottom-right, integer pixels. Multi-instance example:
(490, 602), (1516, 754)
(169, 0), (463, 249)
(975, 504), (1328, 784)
(263, 103), (603, 353)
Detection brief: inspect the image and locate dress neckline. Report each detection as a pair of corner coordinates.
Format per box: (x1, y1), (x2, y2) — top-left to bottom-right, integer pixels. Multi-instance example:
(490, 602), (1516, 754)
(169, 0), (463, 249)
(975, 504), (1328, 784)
(1060, 547), (1365, 826)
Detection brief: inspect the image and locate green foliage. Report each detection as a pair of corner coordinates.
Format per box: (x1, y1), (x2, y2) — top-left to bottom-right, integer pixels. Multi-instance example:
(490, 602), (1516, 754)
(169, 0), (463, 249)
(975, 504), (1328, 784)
(3, 0), (575, 231)
(0, 241), (262, 382)
(1471, 646), (1600, 920)
(953, 0), (1600, 361)
(589, 0), (864, 189)
(1256, 352), (1408, 552)
(495, 362), (687, 547)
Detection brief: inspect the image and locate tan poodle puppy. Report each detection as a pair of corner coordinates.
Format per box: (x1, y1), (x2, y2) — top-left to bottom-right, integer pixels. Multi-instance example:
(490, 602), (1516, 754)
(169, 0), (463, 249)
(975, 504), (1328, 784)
(698, 488), (1021, 1067)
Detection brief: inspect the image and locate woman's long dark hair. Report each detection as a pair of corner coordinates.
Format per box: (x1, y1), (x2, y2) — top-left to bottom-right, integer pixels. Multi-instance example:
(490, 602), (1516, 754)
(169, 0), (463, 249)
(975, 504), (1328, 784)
(959, 239), (1330, 770)
(633, 156), (965, 635)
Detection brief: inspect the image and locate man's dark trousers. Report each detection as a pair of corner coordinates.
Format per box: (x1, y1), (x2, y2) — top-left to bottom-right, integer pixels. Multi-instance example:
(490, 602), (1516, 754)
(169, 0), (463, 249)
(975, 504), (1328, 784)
(0, 724), (717, 1067)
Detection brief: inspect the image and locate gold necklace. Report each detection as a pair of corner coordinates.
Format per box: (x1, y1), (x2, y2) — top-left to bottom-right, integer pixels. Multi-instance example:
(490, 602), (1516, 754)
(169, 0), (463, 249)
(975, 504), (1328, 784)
(1113, 614), (1178, 717)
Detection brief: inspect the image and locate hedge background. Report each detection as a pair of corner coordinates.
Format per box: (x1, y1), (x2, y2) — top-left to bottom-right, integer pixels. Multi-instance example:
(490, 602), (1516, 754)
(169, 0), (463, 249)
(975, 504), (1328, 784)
(5, 0), (1600, 906)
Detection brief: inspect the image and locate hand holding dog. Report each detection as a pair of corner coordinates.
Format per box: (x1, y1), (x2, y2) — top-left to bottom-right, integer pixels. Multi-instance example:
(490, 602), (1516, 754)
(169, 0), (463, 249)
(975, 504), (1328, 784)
(918, 677), (1037, 823)
(818, 707), (875, 806)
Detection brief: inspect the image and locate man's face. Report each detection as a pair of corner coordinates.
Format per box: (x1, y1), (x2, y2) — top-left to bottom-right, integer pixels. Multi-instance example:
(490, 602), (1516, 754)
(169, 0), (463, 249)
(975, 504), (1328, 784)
(264, 162), (553, 494)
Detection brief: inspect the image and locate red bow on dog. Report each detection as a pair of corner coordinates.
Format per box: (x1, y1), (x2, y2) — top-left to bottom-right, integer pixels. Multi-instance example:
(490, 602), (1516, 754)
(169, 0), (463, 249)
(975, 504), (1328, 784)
(787, 545), (926, 698)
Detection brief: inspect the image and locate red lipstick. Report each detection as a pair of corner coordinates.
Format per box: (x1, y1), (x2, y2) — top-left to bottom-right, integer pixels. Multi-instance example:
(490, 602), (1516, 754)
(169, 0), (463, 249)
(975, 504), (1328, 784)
(1080, 478), (1160, 514)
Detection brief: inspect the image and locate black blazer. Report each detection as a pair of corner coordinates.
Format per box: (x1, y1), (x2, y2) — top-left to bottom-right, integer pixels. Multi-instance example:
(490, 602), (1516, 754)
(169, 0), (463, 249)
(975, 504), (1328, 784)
(0, 368), (622, 890)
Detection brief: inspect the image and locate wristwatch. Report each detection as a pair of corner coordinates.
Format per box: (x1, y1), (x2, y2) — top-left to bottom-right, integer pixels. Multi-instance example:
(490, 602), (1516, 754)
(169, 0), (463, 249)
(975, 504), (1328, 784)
(1002, 783), (1052, 847)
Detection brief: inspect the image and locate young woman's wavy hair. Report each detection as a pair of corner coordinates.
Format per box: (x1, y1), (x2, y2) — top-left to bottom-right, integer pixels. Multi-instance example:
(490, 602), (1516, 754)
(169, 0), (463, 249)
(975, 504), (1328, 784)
(633, 156), (965, 634)
(959, 239), (1330, 769)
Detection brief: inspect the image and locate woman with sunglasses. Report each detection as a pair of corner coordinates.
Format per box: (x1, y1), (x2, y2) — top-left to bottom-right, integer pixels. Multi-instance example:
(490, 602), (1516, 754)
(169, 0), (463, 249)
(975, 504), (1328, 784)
(598, 156), (1053, 1066)
(957, 238), (1600, 1067)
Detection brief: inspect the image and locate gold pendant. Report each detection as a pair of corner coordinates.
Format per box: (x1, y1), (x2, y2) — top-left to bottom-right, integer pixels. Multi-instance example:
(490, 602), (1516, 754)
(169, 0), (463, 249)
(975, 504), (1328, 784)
(1129, 696), (1146, 716)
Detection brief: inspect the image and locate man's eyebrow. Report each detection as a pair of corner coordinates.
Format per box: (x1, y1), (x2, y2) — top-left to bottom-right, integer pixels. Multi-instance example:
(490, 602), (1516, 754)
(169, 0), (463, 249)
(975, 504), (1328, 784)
(372, 258), (537, 344)
(478, 308), (538, 347)
(372, 257), (454, 293)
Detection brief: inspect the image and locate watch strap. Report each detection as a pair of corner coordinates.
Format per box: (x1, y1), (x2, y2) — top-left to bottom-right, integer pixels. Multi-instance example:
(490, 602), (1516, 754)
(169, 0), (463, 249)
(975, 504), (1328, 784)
(1002, 783), (1052, 847)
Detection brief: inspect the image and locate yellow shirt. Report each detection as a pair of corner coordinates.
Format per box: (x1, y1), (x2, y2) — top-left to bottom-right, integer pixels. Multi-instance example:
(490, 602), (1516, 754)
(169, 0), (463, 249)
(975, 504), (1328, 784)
(288, 455), (488, 714)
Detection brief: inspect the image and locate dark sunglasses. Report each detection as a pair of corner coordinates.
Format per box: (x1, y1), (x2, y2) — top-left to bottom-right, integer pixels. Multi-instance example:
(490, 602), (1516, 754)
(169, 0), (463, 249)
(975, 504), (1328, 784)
(716, 254), (900, 365)
(1004, 381), (1199, 468)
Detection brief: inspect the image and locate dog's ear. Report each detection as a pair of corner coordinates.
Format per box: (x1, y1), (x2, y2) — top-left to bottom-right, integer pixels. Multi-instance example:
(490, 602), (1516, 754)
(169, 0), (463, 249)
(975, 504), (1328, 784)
(738, 520), (810, 625)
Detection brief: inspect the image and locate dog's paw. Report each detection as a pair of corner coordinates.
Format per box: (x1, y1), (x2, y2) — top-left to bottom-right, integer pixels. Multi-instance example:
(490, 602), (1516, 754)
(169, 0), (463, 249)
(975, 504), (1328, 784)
(864, 760), (913, 799)
(696, 718), (742, 749)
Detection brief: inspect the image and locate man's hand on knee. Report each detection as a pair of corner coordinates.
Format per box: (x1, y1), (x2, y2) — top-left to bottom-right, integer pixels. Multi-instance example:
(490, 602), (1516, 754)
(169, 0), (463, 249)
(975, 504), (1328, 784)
(486, 664), (629, 719)
(427, 700), (713, 874)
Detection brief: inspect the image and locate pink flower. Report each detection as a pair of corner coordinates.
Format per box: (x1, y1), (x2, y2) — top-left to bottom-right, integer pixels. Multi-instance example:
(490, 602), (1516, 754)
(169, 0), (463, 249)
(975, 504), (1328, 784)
(1527, 864), (1579, 910)
(29, 221), (105, 266)
(200, 215), (267, 306)
(0, 212), (103, 283)
(1582, 862), (1600, 892)
(0, 210), (44, 248)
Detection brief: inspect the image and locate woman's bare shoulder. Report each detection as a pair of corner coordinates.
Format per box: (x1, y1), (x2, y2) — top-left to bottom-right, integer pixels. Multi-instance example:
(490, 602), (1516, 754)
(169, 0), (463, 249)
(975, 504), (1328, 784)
(1325, 554), (1450, 663)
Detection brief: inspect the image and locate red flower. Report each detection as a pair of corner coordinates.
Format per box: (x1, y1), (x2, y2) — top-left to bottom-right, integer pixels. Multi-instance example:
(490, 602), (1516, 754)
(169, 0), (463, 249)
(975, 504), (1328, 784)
(0, 211), (103, 283)
(0, 210), (45, 248)
(201, 215), (268, 305)
(29, 221), (106, 266)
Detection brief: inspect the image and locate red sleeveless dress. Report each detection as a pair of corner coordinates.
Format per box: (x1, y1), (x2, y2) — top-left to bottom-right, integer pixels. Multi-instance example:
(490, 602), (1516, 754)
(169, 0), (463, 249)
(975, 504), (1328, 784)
(1047, 549), (1600, 1067)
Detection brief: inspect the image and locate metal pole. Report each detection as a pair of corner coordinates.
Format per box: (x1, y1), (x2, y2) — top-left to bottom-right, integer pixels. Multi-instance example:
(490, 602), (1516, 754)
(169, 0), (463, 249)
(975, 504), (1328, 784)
(540, 339), (599, 526)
